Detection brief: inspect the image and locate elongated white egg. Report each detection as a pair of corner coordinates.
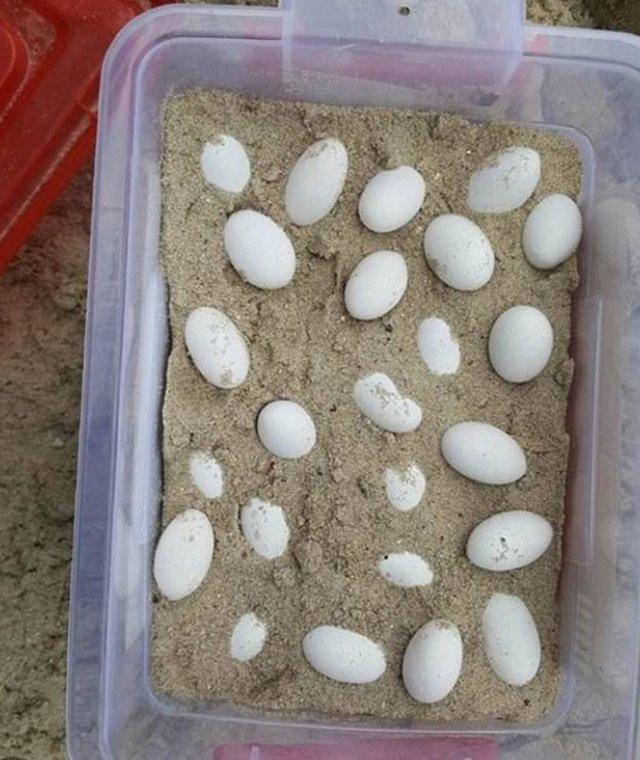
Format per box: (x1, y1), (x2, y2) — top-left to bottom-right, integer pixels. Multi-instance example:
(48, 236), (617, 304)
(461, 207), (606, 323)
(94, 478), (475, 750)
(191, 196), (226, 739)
(240, 498), (289, 559)
(523, 194), (582, 269)
(402, 620), (463, 703)
(303, 626), (386, 684)
(201, 135), (250, 193)
(230, 612), (267, 662)
(466, 510), (553, 571)
(384, 464), (426, 512)
(353, 373), (422, 434)
(359, 166), (425, 233)
(417, 317), (460, 375)
(379, 552), (433, 588)
(189, 451), (223, 499)
(489, 305), (553, 383)
(257, 400), (316, 459)
(344, 250), (408, 320)
(468, 147), (540, 214)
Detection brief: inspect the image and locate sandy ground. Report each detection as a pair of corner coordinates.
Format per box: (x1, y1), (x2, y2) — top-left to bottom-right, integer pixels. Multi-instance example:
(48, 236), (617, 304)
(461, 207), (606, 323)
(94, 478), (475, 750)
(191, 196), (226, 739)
(0, 1), (603, 758)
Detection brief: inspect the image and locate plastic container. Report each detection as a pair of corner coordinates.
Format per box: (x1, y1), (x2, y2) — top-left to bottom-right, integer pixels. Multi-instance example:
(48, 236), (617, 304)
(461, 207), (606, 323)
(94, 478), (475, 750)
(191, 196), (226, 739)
(68, 1), (640, 758)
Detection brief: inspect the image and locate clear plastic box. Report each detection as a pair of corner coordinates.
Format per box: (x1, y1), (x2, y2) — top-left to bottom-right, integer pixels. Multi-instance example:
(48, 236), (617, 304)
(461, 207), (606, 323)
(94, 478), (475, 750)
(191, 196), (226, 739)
(67, 1), (640, 758)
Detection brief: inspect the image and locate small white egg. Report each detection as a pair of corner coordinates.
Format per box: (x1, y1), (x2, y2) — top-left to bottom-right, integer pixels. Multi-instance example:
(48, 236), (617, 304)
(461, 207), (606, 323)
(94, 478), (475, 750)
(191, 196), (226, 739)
(153, 509), (214, 601)
(184, 307), (250, 389)
(353, 372), (422, 434)
(489, 305), (553, 383)
(466, 510), (553, 571)
(423, 214), (494, 291)
(257, 400), (316, 459)
(523, 194), (583, 269)
(230, 612), (267, 662)
(224, 210), (295, 289)
(240, 498), (289, 559)
(483, 593), (541, 686)
(200, 135), (250, 193)
(379, 552), (433, 588)
(441, 421), (526, 485)
(189, 451), (223, 499)
(344, 250), (408, 321)
(285, 138), (348, 226)
(302, 626), (386, 684)
(358, 166), (426, 233)
(468, 147), (541, 214)
(417, 317), (460, 375)
(384, 464), (426, 512)
(402, 620), (463, 703)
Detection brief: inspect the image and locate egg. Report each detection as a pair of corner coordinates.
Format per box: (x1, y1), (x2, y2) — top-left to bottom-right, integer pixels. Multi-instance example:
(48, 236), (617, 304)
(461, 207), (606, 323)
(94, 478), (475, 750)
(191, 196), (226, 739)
(379, 552), (433, 588)
(489, 305), (553, 383)
(224, 210), (295, 289)
(200, 135), (251, 194)
(417, 316), (460, 375)
(257, 400), (316, 459)
(353, 372), (422, 434)
(468, 147), (541, 214)
(441, 421), (526, 485)
(230, 612), (267, 662)
(483, 593), (541, 686)
(466, 510), (553, 571)
(153, 509), (214, 601)
(358, 166), (426, 233)
(240, 498), (289, 559)
(302, 626), (386, 684)
(344, 250), (408, 320)
(285, 138), (348, 226)
(402, 620), (463, 703)
(189, 451), (223, 499)
(523, 193), (583, 269)
(384, 464), (426, 512)
(184, 307), (250, 389)
(423, 214), (494, 291)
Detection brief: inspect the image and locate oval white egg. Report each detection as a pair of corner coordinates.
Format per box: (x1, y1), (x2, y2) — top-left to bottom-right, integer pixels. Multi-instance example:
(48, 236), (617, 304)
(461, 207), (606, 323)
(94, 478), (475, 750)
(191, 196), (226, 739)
(402, 620), (463, 703)
(285, 138), (348, 226)
(153, 509), (214, 601)
(417, 317), (461, 375)
(523, 193), (583, 269)
(483, 593), (541, 686)
(303, 625), (386, 684)
(353, 372), (422, 434)
(184, 307), (250, 389)
(189, 451), (223, 499)
(468, 147), (541, 214)
(358, 166), (426, 233)
(201, 135), (250, 194)
(230, 612), (267, 662)
(489, 305), (553, 383)
(241, 498), (289, 559)
(224, 210), (296, 289)
(441, 421), (526, 485)
(423, 214), (494, 291)
(384, 464), (426, 512)
(344, 250), (408, 321)
(257, 400), (316, 459)
(466, 510), (553, 571)
(379, 552), (433, 588)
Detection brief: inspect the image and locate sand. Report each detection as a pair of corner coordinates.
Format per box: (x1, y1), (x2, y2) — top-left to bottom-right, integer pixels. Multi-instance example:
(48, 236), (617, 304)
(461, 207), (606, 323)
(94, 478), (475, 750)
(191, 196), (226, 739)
(154, 89), (580, 723)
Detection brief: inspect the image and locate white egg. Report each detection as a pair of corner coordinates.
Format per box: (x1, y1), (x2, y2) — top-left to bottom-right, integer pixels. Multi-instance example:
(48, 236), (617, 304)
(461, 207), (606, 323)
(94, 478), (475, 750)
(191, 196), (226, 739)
(489, 305), (553, 383)
(402, 620), (463, 704)
(285, 138), (348, 226)
(353, 372), (422, 434)
(358, 166), (426, 233)
(230, 612), (267, 662)
(417, 317), (461, 375)
(379, 552), (433, 588)
(466, 510), (553, 571)
(523, 194), (583, 269)
(153, 509), (214, 601)
(184, 307), (250, 389)
(384, 464), (426, 512)
(240, 498), (289, 559)
(423, 214), (494, 291)
(483, 593), (541, 686)
(224, 210), (295, 289)
(441, 421), (526, 485)
(344, 250), (408, 321)
(189, 451), (223, 499)
(468, 147), (541, 214)
(302, 626), (386, 684)
(257, 400), (316, 459)
(200, 135), (250, 194)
